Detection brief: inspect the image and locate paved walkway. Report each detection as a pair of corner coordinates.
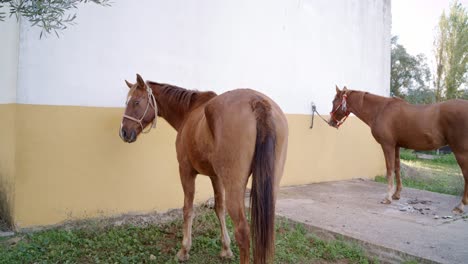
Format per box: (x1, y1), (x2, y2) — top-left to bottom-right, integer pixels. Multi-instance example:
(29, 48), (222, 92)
(275, 180), (468, 264)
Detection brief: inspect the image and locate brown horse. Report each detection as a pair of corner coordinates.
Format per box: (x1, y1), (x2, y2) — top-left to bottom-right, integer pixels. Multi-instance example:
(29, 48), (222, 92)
(329, 86), (468, 213)
(120, 74), (288, 264)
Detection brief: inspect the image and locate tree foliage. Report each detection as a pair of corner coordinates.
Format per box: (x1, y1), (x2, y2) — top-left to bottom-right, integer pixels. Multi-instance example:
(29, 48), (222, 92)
(0, 0), (110, 37)
(433, 0), (468, 100)
(391, 36), (432, 103)
(392, 1), (468, 104)
(404, 87), (436, 105)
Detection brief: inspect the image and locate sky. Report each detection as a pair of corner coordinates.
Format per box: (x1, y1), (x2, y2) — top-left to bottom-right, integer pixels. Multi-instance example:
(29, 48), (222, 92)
(392, 0), (468, 62)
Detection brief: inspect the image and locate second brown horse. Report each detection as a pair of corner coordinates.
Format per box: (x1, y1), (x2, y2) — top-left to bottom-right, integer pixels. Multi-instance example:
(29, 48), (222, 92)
(329, 86), (468, 213)
(120, 74), (288, 264)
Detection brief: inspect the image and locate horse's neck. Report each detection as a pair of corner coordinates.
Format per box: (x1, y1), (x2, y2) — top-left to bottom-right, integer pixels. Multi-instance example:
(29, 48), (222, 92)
(348, 91), (389, 127)
(152, 86), (215, 131)
(152, 89), (188, 131)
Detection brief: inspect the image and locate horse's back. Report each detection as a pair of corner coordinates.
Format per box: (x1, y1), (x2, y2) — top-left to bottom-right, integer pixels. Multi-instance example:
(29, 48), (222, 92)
(385, 99), (468, 150)
(439, 99), (468, 148)
(439, 99), (468, 117)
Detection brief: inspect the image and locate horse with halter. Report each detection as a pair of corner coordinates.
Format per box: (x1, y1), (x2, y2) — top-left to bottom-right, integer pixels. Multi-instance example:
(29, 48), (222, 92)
(120, 74), (288, 264)
(329, 86), (468, 214)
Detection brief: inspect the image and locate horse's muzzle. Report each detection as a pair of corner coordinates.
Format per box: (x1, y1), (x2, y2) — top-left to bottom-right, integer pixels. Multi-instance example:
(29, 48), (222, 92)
(328, 119), (338, 128)
(120, 128), (137, 143)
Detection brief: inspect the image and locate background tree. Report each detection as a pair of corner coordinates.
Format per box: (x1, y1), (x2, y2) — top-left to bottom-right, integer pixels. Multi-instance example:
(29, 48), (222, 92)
(0, 0), (110, 37)
(433, 0), (468, 101)
(391, 36), (433, 103)
(404, 87), (437, 105)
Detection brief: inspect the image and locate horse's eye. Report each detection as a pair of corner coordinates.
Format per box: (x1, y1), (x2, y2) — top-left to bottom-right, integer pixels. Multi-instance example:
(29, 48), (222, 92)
(134, 100), (140, 106)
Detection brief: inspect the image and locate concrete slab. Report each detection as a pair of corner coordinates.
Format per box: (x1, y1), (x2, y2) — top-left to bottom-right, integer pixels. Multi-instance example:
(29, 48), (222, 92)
(275, 179), (467, 264)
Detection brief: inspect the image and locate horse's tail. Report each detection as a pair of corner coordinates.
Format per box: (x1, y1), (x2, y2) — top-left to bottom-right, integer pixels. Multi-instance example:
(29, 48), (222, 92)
(250, 97), (276, 264)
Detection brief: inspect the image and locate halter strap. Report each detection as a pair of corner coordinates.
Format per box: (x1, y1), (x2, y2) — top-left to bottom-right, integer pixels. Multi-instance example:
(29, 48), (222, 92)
(122, 82), (158, 134)
(330, 93), (351, 128)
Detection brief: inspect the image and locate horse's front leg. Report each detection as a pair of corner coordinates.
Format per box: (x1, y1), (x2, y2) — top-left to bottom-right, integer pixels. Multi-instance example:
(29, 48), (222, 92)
(392, 146), (403, 200)
(381, 144), (396, 204)
(176, 166), (197, 262)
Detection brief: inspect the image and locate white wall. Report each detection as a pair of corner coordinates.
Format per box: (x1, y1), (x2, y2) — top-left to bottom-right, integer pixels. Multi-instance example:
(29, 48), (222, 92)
(16, 0), (391, 114)
(0, 7), (19, 104)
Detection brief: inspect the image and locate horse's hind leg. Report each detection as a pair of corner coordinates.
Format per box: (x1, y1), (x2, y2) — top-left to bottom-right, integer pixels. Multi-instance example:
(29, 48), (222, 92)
(225, 185), (250, 264)
(176, 166), (197, 261)
(452, 151), (468, 214)
(381, 144), (396, 204)
(392, 147), (403, 200)
(209, 176), (233, 258)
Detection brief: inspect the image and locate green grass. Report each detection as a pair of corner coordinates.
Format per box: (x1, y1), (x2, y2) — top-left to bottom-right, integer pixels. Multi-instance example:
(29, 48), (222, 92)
(0, 207), (376, 264)
(399, 149), (458, 165)
(274, 220), (374, 264)
(402, 260), (419, 264)
(399, 149), (419, 161)
(375, 175), (462, 195)
(376, 149), (463, 195)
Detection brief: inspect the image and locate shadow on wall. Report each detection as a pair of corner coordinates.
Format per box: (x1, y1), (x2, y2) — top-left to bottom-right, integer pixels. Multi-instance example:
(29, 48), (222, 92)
(0, 181), (13, 231)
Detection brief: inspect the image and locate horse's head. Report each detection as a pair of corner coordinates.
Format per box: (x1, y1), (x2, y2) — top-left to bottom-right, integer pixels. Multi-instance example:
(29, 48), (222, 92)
(328, 85), (350, 128)
(119, 74), (158, 143)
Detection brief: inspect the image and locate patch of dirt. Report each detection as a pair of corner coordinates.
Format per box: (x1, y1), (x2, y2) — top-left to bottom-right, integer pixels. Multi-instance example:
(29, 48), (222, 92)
(107, 208), (183, 228)
(20, 207), (185, 233)
(407, 198), (433, 205)
(400, 162), (421, 178)
(19, 198), (220, 233)
(397, 198), (438, 216)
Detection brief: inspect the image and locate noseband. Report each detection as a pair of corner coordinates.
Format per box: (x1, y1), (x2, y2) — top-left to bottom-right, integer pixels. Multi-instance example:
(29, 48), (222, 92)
(122, 83), (158, 134)
(330, 93), (350, 128)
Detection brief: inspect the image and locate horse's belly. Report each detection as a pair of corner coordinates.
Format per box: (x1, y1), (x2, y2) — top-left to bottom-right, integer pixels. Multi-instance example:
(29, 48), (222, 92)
(399, 131), (446, 150)
(191, 156), (216, 176)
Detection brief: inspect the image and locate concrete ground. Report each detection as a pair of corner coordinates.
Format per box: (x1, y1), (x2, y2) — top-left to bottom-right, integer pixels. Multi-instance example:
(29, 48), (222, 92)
(275, 179), (467, 264)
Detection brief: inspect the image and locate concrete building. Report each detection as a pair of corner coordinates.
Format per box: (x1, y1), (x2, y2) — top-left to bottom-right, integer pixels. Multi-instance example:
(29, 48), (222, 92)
(0, 0), (390, 229)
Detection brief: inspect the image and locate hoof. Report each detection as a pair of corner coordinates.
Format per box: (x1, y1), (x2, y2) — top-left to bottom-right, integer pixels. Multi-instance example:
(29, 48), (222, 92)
(452, 207), (464, 214)
(176, 249), (190, 262)
(220, 248), (234, 259)
(381, 198), (392, 204)
(392, 194), (401, 200)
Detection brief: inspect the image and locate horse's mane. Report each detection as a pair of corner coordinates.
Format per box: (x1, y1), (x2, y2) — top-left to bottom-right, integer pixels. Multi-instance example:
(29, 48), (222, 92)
(148, 81), (217, 112)
(352, 89), (404, 103)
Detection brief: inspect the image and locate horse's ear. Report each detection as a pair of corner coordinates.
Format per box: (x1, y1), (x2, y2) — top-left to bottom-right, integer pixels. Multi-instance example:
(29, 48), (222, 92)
(136, 73), (145, 88)
(343, 86), (348, 91)
(335, 85), (341, 93)
(125, 80), (133, 89)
